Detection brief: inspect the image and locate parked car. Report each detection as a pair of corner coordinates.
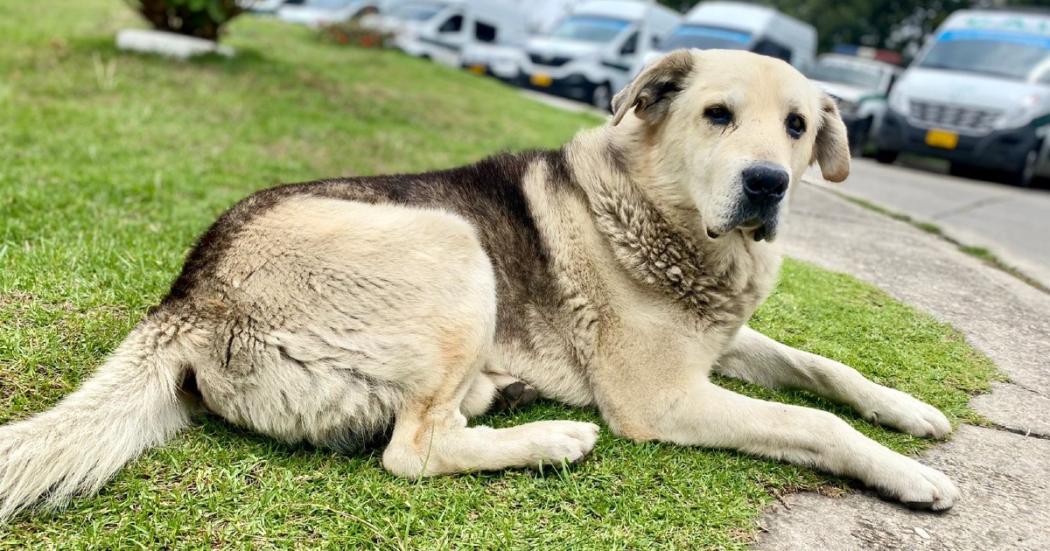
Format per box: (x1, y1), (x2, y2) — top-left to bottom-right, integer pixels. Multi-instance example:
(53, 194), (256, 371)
(637, 2), (815, 74)
(876, 8), (1050, 186)
(808, 53), (901, 155)
(277, 0), (383, 27)
(520, 0), (681, 108)
(387, 0), (530, 70)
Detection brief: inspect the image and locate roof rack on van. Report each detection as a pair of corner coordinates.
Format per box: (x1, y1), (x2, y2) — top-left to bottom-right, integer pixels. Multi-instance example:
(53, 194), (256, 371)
(973, 6), (1050, 15)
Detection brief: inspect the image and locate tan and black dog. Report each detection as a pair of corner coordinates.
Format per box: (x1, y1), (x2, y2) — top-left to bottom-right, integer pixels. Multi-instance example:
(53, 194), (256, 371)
(0, 49), (959, 519)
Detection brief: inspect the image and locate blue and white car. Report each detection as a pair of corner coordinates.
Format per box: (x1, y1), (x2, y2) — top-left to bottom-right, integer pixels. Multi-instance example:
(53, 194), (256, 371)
(876, 9), (1050, 186)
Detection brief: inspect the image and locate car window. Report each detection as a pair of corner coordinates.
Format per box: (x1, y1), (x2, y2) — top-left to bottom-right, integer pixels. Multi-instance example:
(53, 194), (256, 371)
(806, 59), (885, 89)
(392, 2), (445, 22)
(663, 24), (751, 51)
(918, 29), (1050, 81)
(439, 14), (463, 34)
(475, 20), (497, 43)
(550, 16), (630, 44)
(620, 32), (638, 55)
(752, 38), (792, 63)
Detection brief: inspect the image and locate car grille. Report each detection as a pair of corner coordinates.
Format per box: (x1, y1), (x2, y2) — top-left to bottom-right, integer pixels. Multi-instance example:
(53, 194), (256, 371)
(908, 100), (1002, 133)
(529, 53), (570, 67)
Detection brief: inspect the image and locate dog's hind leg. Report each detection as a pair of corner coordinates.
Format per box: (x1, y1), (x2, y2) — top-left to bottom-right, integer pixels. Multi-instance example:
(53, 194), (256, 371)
(460, 372), (540, 417)
(382, 327), (598, 477)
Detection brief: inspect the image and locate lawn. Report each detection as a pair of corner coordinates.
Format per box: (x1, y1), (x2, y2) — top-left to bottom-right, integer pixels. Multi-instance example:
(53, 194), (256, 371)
(0, 1), (999, 548)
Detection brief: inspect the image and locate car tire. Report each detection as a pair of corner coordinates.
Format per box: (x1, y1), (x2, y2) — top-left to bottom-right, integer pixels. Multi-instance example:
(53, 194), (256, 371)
(874, 149), (899, 164)
(591, 83), (612, 111)
(849, 118), (873, 157)
(949, 162), (975, 178)
(1005, 146), (1039, 187)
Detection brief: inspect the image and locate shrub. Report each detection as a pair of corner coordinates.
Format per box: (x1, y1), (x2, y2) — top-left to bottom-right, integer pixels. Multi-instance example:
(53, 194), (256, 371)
(320, 21), (392, 49)
(125, 0), (245, 41)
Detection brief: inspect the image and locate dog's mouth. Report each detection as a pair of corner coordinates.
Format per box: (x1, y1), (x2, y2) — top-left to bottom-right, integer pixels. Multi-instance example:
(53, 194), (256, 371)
(707, 215), (779, 242)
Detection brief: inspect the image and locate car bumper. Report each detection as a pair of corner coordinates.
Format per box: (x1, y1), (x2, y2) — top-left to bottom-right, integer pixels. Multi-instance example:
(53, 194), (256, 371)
(462, 63), (519, 82)
(876, 109), (1037, 171)
(524, 72), (597, 102)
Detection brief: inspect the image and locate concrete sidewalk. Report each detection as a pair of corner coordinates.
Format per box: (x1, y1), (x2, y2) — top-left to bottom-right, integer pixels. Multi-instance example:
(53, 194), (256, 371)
(757, 183), (1050, 550)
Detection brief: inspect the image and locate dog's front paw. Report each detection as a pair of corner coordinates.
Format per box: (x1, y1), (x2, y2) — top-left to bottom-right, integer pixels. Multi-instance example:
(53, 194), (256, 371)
(869, 454), (960, 511)
(860, 386), (951, 439)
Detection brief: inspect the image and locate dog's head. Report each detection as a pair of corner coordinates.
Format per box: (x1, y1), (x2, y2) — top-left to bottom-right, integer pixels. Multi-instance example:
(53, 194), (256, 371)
(610, 49), (850, 242)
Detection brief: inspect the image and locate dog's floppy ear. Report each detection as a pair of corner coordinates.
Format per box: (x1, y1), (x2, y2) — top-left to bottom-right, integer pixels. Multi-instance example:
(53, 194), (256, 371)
(813, 95), (851, 182)
(611, 49), (695, 126)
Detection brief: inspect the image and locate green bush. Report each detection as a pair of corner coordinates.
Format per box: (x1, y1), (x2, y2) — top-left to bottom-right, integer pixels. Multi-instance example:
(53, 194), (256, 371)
(125, 0), (244, 41)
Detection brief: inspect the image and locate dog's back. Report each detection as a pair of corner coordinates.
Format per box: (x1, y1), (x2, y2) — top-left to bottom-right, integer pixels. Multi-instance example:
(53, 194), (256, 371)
(0, 149), (597, 518)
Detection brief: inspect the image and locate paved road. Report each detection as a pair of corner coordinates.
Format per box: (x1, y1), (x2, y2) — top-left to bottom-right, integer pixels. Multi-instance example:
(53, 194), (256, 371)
(826, 159), (1050, 288)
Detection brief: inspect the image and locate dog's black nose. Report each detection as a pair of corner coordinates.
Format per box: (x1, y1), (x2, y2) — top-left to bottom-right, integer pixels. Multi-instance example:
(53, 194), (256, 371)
(742, 164), (789, 205)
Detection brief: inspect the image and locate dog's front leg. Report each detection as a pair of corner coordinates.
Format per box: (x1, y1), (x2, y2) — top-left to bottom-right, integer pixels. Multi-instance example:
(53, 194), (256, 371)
(656, 380), (958, 509)
(590, 330), (959, 511)
(713, 326), (951, 438)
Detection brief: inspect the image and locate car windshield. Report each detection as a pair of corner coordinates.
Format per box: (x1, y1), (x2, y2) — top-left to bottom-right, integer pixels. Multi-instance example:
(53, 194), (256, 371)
(392, 2), (446, 21)
(302, 0), (356, 8)
(807, 59), (884, 89)
(550, 16), (630, 43)
(918, 29), (1050, 80)
(662, 24), (751, 51)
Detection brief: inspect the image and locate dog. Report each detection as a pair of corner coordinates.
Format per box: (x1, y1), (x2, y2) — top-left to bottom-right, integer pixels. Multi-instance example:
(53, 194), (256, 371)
(0, 49), (960, 519)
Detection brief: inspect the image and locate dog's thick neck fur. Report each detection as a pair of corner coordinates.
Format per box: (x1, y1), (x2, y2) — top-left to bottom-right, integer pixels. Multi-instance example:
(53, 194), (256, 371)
(562, 122), (779, 329)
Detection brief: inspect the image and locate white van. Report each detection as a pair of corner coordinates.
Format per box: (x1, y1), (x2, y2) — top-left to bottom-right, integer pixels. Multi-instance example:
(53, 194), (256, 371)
(520, 0), (681, 108)
(460, 0), (585, 82)
(876, 9), (1050, 186)
(390, 0), (530, 69)
(641, 2), (815, 71)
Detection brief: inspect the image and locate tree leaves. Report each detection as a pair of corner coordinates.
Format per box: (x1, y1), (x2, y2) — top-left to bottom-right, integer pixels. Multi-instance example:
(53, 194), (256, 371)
(124, 0), (245, 41)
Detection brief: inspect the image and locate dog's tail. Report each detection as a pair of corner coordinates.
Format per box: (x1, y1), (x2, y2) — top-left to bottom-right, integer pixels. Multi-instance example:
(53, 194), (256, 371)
(0, 314), (199, 520)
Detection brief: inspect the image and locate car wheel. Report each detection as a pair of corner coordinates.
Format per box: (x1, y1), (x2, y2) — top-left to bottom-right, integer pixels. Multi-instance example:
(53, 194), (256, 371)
(949, 162), (975, 178)
(1006, 146), (1039, 187)
(874, 149), (899, 164)
(849, 118), (873, 157)
(591, 83), (612, 111)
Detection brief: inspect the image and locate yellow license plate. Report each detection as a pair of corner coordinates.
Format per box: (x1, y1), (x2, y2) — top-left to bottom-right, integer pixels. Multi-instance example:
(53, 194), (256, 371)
(530, 73), (552, 87)
(467, 64), (486, 75)
(925, 129), (959, 150)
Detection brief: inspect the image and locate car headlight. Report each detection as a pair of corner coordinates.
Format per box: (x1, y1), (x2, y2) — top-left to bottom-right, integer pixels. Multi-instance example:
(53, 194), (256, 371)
(888, 89), (909, 114)
(994, 93), (1043, 130)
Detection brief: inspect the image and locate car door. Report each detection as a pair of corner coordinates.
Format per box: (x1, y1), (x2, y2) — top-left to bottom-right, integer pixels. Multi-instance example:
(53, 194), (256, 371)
(429, 10), (467, 66)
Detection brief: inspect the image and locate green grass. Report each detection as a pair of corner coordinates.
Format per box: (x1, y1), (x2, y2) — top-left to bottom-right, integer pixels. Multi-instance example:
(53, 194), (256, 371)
(0, 1), (1000, 548)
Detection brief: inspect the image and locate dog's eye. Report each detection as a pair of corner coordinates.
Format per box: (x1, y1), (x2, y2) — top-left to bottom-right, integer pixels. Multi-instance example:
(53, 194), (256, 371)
(703, 105), (733, 126)
(785, 113), (806, 139)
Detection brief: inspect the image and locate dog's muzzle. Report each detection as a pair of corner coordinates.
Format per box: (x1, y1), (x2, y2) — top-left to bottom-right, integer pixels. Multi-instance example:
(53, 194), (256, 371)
(709, 163), (790, 242)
